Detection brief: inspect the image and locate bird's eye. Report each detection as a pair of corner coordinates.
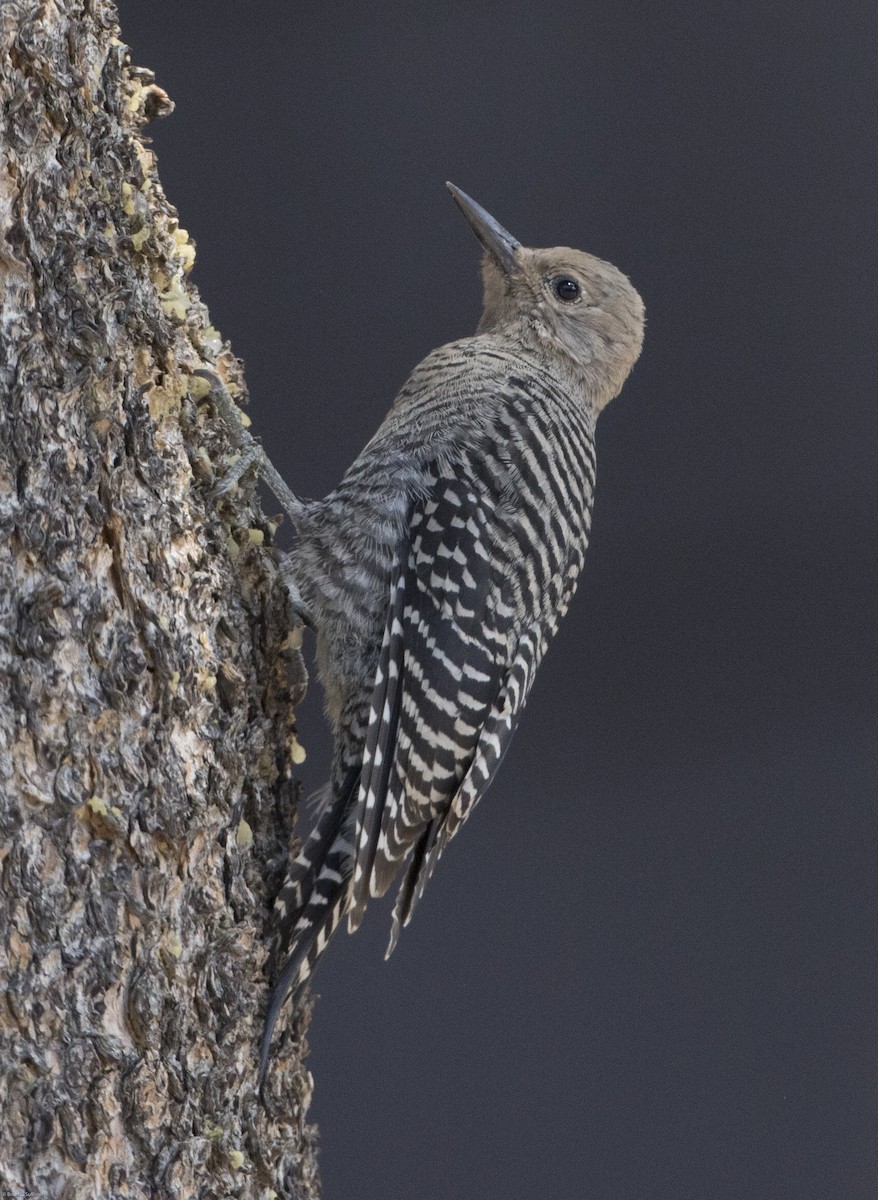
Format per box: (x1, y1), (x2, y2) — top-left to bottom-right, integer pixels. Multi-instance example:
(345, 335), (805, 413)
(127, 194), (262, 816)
(552, 276), (581, 303)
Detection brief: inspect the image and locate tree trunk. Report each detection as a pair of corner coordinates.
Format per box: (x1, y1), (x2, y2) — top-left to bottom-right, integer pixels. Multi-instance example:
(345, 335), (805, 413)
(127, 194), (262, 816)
(0, 4), (318, 1196)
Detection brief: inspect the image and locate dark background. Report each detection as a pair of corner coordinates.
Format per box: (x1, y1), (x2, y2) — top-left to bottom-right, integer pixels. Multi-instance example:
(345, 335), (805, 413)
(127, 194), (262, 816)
(120, 4), (877, 1197)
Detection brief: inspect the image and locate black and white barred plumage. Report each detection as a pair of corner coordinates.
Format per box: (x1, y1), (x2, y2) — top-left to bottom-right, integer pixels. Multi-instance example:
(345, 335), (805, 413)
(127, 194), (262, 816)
(257, 186), (644, 1083)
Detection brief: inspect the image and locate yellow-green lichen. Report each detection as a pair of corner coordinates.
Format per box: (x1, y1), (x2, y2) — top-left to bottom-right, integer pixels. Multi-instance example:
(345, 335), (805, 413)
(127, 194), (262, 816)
(189, 373), (212, 401)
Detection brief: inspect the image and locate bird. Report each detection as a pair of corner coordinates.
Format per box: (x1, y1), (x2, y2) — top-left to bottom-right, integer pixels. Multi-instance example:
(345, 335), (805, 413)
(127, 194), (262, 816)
(204, 183), (644, 1085)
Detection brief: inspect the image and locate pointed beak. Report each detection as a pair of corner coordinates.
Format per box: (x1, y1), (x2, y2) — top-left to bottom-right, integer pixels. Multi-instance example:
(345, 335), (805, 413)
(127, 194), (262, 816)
(446, 182), (522, 275)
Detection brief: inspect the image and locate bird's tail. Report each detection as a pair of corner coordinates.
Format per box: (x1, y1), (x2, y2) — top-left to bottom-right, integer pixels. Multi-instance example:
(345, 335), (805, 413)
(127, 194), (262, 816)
(259, 769), (358, 1086)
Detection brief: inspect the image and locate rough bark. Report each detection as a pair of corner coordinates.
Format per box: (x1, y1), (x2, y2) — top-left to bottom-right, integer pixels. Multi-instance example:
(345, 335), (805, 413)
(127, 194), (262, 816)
(0, 4), (319, 1196)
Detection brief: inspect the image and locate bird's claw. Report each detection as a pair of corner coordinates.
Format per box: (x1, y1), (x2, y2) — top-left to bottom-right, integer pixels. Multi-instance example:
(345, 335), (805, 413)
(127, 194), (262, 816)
(279, 557), (315, 628)
(193, 369), (305, 526)
(211, 444), (265, 500)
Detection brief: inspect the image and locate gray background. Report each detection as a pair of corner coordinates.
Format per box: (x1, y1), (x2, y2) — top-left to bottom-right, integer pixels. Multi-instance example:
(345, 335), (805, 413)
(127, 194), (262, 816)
(120, 3), (876, 1197)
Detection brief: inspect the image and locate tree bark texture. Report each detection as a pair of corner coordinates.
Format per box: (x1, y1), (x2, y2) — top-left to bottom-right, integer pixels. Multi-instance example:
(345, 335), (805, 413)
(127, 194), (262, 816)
(1, 4), (319, 1196)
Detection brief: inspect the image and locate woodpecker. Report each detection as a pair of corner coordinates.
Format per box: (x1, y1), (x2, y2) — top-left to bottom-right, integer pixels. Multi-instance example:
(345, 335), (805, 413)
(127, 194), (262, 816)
(205, 184), (644, 1084)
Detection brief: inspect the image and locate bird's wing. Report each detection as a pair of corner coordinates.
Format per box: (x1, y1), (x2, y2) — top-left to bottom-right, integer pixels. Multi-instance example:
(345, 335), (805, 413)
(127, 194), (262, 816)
(348, 453), (539, 936)
(385, 632), (540, 954)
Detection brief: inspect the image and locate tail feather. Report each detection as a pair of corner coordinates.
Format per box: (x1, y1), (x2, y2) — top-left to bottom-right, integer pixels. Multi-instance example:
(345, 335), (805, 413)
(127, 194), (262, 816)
(259, 864), (350, 1087)
(269, 767), (357, 976)
(260, 770), (359, 1086)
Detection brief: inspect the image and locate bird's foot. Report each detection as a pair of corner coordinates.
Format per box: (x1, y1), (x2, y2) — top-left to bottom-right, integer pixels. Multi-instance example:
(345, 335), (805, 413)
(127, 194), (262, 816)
(278, 554), (315, 628)
(194, 369), (305, 528)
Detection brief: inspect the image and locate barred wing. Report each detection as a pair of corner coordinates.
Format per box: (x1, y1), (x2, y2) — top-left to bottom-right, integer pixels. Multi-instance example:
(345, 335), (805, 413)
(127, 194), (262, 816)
(349, 455), (539, 940)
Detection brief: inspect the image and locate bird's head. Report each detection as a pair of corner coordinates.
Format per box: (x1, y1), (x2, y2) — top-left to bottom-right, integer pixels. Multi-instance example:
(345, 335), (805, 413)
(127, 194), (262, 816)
(448, 183), (645, 411)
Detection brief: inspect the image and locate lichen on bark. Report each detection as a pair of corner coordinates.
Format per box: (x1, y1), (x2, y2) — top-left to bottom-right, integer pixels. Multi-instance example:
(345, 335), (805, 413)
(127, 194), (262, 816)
(0, 3), (318, 1196)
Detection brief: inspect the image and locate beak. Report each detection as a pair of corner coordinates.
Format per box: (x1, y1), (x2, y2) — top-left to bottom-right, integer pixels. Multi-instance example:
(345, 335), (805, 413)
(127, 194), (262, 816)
(446, 182), (522, 275)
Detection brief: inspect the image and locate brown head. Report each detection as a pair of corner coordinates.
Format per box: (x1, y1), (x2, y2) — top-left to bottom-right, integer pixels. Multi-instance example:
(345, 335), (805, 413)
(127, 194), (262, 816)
(448, 183), (645, 411)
